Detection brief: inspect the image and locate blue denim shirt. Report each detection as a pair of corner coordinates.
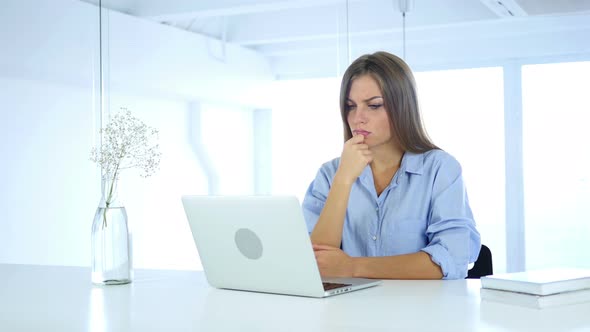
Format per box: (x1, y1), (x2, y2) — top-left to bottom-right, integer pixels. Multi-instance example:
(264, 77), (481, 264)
(302, 149), (481, 279)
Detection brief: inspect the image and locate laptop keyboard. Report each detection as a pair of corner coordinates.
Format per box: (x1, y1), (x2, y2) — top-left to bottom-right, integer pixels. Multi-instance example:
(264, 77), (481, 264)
(322, 282), (352, 291)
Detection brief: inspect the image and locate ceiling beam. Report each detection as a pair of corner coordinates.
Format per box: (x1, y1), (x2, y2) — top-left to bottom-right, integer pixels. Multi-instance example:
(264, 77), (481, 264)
(221, 0), (499, 45)
(133, 0), (364, 21)
(516, 0), (590, 15)
(479, 0), (528, 17)
(236, 12), (590, 46)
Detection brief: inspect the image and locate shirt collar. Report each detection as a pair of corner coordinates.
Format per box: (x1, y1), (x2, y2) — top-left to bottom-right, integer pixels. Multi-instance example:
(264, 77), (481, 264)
(359, 164), (373, 185)
(401, 151), (424, 175)
(358, 151), (425, 184)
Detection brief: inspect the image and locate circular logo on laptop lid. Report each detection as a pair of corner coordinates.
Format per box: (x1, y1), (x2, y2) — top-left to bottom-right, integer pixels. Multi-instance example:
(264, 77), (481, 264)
(234, 228), (263, 260)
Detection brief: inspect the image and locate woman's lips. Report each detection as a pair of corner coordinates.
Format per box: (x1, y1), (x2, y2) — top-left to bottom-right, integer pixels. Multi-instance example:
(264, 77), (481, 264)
(353, 129), (371, 137)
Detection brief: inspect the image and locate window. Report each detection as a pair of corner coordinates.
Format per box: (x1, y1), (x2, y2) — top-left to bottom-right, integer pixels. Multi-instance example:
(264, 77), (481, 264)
(271, 78), (342, 201)
(522, 61), (590, 270)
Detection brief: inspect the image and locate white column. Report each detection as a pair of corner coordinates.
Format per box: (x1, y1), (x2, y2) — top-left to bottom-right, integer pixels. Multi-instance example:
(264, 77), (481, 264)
(187, 101), (220, 195)
(504, 61), (526, 272)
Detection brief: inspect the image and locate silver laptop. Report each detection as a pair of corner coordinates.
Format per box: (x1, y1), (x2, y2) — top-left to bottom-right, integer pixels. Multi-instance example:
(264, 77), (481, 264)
(181, 195), (381, 298)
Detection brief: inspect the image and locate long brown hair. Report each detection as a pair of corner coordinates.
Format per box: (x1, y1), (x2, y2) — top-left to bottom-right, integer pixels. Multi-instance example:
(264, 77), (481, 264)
(339, 51), (438, 152)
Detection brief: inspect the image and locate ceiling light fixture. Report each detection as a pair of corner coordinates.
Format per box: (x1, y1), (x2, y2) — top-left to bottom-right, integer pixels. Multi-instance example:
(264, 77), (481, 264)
(398, 0), (414, 60)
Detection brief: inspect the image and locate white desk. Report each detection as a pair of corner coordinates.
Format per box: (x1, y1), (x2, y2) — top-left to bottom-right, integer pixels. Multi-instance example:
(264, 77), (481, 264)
(1, 264), (589, 332)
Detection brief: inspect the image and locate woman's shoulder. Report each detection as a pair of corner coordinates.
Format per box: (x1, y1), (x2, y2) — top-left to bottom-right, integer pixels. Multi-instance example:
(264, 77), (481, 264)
(420, 149), (462, 173)
(309, 157), (340, 185)
(422, 148), (457, 162)
(318, 157), (341, 175)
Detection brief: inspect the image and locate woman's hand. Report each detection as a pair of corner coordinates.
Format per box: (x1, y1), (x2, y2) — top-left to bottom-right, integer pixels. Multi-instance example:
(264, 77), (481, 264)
(335, 134), (372, 184)
(312, 244), (355, 278)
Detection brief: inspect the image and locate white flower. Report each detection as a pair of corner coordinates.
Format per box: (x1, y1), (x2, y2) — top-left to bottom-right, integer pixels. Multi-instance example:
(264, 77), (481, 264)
(90, 108), (161, 207)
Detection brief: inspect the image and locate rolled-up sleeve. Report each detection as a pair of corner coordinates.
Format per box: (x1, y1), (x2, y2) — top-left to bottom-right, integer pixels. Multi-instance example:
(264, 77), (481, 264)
(421, 155), (481, 280)
(302, 166), (331, 233)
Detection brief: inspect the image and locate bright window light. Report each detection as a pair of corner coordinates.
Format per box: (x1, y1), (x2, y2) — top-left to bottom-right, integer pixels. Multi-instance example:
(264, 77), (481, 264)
(522, 61), (590, 270)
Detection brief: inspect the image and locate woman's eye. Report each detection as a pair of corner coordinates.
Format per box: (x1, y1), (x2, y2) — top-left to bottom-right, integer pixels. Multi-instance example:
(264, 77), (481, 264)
(368, 104), (383, 110)
(346, 105), (356, 110)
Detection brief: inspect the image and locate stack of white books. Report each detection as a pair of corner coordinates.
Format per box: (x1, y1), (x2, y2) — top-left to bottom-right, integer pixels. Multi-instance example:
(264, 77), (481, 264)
(480, 268), (590, 309)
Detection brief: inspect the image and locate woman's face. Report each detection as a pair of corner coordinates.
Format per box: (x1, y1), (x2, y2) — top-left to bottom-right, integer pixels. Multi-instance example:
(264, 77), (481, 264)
(346, 75), (394, 149)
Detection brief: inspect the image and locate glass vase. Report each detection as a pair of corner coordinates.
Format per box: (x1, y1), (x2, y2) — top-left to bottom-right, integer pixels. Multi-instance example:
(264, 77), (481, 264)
(91, 176), (132, 285)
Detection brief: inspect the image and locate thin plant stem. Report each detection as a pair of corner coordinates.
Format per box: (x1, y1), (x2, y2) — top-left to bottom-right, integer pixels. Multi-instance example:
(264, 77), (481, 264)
(102, 162), (121, 229)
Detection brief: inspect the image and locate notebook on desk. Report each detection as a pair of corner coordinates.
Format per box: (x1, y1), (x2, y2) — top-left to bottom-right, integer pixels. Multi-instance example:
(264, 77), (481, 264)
(481, 268), (590, 296)
(480, 287), (590, 309)
(181, 195), (381, 298)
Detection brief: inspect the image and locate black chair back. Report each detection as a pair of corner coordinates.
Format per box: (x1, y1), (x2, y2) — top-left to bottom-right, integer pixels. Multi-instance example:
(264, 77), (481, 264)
(467, 244), (493, 279)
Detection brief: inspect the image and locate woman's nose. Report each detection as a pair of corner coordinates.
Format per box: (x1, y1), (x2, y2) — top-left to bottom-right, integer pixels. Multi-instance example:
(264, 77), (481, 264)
(352, 107), (367, 124)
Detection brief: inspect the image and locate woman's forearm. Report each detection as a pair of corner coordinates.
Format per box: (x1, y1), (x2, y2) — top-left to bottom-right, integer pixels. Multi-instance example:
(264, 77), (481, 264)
(352, 251), (443, 280)
(310, 175), (354, 247)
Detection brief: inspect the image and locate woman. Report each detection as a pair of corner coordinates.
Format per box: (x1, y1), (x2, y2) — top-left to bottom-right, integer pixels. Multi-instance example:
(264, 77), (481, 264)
(302, 51), (481, 280)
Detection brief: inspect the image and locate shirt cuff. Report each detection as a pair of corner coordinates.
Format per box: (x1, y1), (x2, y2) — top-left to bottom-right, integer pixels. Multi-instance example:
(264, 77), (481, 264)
(421, 245), (460, 280)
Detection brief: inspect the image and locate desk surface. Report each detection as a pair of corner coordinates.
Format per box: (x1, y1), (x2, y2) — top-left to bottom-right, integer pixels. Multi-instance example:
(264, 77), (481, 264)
(1, 264), (589, 332)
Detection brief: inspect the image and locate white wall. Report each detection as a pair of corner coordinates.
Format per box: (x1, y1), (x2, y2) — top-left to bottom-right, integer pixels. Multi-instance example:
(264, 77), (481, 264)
(104, 4), (274, 108)
(0, 0), (100, 266)
(106, 94), (208, 270)
(0, 0), (273, 268)
(0, 78), (99, 266)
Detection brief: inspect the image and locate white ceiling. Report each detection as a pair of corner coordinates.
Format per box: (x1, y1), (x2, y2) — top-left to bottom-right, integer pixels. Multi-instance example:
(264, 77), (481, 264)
(86, 0), (590, 78)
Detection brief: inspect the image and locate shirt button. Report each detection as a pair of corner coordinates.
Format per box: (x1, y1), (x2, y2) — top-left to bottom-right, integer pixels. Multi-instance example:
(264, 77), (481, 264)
(372, 236), (377, 241)
(375, 207), (379, 212)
